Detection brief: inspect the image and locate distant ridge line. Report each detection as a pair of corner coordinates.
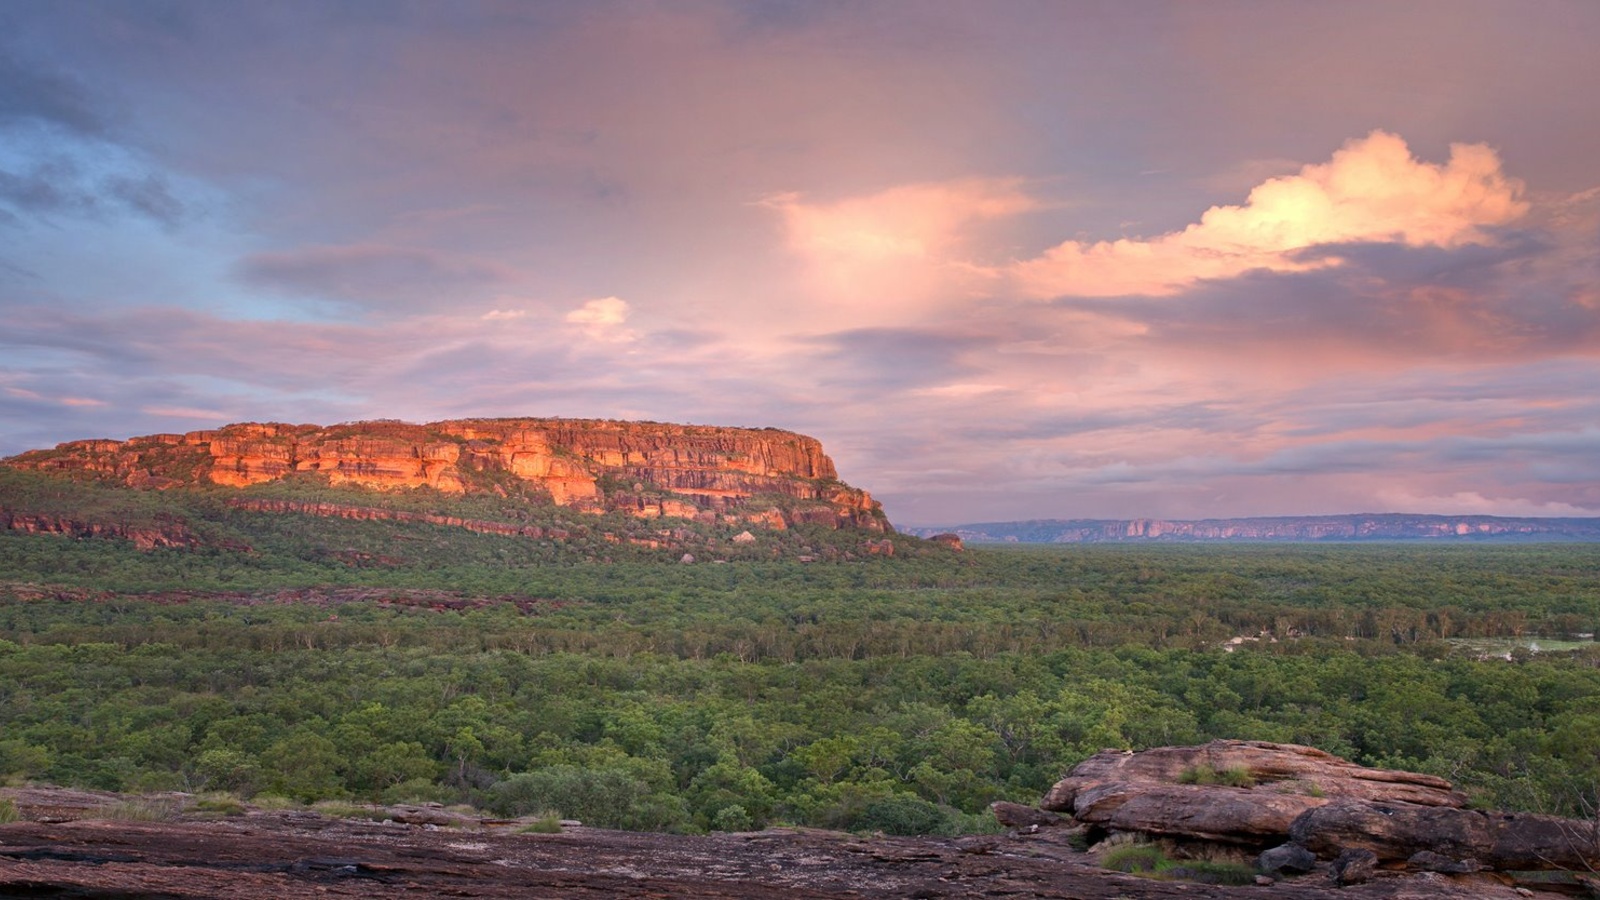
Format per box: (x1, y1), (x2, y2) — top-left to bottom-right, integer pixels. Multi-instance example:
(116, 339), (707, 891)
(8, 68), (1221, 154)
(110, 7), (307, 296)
(905, 513), (1600, 543)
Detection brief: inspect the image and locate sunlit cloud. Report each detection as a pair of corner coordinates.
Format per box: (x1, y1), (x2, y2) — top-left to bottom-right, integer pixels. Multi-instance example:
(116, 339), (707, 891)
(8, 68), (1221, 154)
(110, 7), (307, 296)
(1015, 131), (1529, 298)
(765, 178), (1034, 263)
(763, 178), (1035, 325)
(563, 297), (637, 344)
(565, 296), (630, 327)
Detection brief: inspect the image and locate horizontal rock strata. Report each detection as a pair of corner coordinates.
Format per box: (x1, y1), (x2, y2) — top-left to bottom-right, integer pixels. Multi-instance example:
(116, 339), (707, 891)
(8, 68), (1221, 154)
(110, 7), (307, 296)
(1041, 739), (1600, 874)
(4, 418), (887, 531)
(1043, 740), (1465, 814)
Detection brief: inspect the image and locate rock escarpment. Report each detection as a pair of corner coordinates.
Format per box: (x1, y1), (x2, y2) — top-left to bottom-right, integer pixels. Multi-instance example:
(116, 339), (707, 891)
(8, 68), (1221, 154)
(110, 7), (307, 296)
(4, 418), (887, 531)
(0, 509), (203, 551)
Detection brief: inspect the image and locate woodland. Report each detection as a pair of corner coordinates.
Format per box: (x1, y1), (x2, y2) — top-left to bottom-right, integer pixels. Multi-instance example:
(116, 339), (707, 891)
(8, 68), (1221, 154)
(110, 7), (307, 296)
(2, 469), (1600, 836)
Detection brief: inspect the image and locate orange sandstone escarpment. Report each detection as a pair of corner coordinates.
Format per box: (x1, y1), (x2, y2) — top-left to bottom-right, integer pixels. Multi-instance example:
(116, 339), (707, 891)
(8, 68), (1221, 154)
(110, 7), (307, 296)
(4, 418), (889, 531)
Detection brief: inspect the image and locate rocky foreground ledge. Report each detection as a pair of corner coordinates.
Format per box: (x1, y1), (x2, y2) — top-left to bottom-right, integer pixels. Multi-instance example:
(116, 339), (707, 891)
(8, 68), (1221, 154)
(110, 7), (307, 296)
(1026, 739), (1600, 894)
(2, 765), (1587, 900)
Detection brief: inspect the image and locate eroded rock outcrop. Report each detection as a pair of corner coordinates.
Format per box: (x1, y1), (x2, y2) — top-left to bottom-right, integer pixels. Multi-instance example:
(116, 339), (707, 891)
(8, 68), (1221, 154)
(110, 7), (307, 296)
(1043, 740), (1466, 818)
(4, 418), (888, 531)
(1040, 740), (1600, 877)
(0, 509), (202, 551)
(1292, 799), (1600, 871)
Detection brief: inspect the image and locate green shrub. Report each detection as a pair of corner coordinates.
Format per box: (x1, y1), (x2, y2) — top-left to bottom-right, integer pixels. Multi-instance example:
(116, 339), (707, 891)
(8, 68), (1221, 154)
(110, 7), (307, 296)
(489, 766), (690, 832)
(0, 798), (19, 824)
(380, 777), (454, 806)
(851, 791), (972, 832)
(194, 794), (247, 816)
(712, 804), (753, 832)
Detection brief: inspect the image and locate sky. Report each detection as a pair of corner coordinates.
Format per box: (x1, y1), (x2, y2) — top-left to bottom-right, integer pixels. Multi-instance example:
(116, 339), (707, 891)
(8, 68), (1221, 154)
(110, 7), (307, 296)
(2, 0), (1599, 526)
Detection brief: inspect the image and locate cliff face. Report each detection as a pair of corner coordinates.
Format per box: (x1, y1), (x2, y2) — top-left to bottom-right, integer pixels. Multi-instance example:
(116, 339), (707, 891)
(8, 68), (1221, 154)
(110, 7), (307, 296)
(0, 509), (203, 551)
(4, 418), (887, 531)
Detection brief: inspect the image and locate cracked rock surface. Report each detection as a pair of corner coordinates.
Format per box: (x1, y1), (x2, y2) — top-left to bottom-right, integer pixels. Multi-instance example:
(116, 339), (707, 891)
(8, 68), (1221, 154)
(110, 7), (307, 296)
(0, 790), (1545, 900)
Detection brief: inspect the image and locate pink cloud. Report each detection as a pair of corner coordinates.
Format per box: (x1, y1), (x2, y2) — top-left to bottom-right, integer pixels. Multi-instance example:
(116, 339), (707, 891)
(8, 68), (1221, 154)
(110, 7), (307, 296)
(1014, 131), (1529, 298)
(762, 178), (1035, 327)
(564, 296), (636, 342)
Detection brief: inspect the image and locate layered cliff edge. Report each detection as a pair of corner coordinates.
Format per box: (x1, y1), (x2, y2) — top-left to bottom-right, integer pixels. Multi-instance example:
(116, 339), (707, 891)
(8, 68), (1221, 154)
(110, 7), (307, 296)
(2, 417), (889, 533)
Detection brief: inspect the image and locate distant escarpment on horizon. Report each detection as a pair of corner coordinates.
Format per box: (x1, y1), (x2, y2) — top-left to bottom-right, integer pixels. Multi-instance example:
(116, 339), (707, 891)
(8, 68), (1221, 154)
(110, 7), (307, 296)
(3, 417), (888, 532)
(908, 513), (1600, 543)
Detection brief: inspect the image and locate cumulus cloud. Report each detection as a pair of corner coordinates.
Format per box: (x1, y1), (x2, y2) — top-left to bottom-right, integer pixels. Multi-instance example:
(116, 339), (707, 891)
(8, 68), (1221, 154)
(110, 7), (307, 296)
(1015, 131), (1530, 298)
(565, 296), (630, 327)
(563, 296), (638, 343)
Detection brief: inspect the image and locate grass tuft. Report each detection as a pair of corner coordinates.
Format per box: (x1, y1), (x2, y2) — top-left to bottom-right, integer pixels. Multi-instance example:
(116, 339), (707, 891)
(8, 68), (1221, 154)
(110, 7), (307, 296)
(517, 813), (563, 834)
(311, 801), (390, 821)
(1101, 843), (1165, 873)
(194, 794), (248, 816)
(101, 798), (182, 822)
(1099, 843), (1257, 886)
(250, 794), (300, 811)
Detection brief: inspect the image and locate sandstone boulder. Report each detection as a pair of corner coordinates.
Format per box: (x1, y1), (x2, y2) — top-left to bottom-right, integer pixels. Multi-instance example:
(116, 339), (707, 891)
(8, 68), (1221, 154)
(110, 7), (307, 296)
(1407, 850), (1480, 874)
(1258, 842), (1317, 876)
(1290, 800), (1490, 863)
(1043, 740), (1465, 813)
(989, 801), (1062, 829)
(1330, 848), (1378, 885)
(1070, 781), (1323, 845)
(1291, 799), (1600, 871)
(1042, 740), (1600, 877)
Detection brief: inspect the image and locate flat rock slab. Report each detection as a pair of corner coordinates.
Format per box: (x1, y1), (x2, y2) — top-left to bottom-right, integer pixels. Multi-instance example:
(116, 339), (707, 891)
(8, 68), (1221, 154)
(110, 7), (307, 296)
(0, 814), (1538, 899)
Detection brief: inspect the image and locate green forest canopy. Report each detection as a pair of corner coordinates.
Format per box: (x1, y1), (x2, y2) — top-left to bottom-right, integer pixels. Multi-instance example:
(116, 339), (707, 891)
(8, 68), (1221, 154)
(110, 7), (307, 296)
(2, 504), (1600, 834)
